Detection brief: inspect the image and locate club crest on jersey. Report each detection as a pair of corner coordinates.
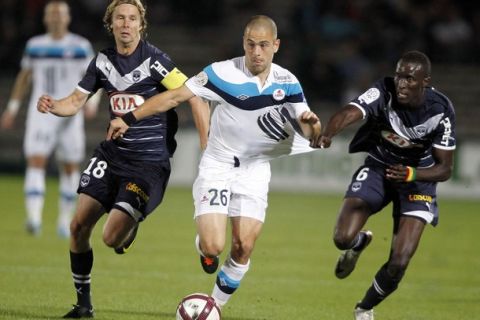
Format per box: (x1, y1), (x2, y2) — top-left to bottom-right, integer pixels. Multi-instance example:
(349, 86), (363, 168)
(351, 182), (362, 192)
(272, 88), (285, 101)
(80, 174), (90, 187)
(132, 70), (141, 82)
(414, 125), (427, 136)
(110, 93), (145, 116)
(194, 71), (208, 86)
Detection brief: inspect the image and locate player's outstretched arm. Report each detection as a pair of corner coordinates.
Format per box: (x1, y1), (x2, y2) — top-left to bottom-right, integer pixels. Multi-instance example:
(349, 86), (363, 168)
(37, 89), (89, 117)
(313, 104), (363, 148)
(189, 96), (210, 150)
(107, 85), (195, 140)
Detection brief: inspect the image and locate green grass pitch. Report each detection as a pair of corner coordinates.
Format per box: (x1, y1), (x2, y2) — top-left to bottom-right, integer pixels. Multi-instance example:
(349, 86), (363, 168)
(0, 174), (479, 319)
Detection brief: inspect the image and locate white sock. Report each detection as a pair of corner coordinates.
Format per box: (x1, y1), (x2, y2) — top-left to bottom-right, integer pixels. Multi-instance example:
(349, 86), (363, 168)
(24, 167), (46, 226)
(58, 171), (80, 230)
(212, 256), (250, 306)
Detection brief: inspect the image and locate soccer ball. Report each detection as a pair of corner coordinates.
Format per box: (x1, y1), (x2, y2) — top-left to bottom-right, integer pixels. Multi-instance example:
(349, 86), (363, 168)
(176, 293), (221, 320)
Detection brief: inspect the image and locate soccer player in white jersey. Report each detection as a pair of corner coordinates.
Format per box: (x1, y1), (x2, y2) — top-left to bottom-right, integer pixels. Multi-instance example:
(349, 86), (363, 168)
(0, 0), (100, 238)
(107, 15), (322, 312)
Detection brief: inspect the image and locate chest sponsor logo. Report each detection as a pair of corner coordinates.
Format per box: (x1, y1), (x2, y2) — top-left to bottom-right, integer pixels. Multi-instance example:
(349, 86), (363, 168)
(110, 93), (145, 116)
(272, 88), (285, 101)
(381, 130), (415, 148)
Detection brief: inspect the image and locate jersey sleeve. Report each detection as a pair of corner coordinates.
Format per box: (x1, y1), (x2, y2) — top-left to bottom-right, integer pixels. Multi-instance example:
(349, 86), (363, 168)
(432, 106), (456, 150)
(284, 73), (310, 118)
(77, 56), (101, 94)
(149, 52), (188, 90)
(184, 65), (219, 101)
(349, 79), (388, 119)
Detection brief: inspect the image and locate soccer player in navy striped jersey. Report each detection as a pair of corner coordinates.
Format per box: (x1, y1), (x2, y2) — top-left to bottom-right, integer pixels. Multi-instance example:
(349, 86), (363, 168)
(37, 0), (209, 318)
(0, 1), (100, 238)
(313, 51), (456, 320)
(107, 15), (322, 313)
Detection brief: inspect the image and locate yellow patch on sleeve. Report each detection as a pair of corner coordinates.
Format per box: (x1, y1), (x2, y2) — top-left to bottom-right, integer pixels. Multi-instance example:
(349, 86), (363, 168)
(161, 68), (188, 90)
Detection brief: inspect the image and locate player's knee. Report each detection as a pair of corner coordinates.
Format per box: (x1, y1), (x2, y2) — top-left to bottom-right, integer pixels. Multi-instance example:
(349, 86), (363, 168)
(231, 238), (255, 260)
(70, 219), (88, 242)
(333, 230), (355, 250)
(102, 231), (122, 248)
(200, 239), (224, 257)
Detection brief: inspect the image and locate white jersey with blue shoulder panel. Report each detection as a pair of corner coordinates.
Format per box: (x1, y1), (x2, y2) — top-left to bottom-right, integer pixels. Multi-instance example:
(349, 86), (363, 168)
(22, 33), (93, 115)
(185, 56), (314, 164)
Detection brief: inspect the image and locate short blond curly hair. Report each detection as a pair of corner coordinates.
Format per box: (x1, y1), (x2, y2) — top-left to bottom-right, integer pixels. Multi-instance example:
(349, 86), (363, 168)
(103, 0), (147, 37)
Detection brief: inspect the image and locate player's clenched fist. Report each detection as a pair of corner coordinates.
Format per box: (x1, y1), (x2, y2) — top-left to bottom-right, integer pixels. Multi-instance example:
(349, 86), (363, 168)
(37, 95), (54, 113)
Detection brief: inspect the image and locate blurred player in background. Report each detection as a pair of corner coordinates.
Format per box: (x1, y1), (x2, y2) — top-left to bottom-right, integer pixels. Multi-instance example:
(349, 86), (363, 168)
(37, 0), (209, 317)
(107, 15), (321, 313)
(0, 0), (100, 238)
(314, 51), (456, 320)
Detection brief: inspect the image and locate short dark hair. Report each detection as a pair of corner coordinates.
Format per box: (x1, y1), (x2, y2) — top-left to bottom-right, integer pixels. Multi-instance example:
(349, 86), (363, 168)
(400, 51), (431, 76)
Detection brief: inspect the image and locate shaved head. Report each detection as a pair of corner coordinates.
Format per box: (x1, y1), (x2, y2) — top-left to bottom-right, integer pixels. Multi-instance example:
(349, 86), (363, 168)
(244, 15), (277, 39)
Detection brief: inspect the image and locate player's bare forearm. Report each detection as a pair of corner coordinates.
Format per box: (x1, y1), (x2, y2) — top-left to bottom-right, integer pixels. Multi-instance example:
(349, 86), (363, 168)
(37, 89), (88, 117)
(132, 85), (195, 121)
(386, 149), (454, 182)
(314, 104), (363, 148)
(189, 96), (210, 150)
(324, 105), (362, 138)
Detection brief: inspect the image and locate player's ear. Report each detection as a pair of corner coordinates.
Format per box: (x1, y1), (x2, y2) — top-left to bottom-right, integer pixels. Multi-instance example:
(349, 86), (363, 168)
(423, 76), (431, 87)
(273, 39), (280, 53)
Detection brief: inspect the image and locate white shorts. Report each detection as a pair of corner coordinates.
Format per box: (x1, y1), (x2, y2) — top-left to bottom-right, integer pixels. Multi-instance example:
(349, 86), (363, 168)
(192, 154), (271, 222)
(23, 106), (85, 163)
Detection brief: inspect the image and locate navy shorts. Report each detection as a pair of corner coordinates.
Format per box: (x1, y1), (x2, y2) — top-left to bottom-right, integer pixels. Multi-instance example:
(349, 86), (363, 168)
(78, 144), (171, 222)
(345, 159), (439, 226)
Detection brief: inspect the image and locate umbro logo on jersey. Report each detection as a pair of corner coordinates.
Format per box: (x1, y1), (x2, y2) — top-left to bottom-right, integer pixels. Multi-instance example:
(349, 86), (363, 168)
(237, 94), (249, 100)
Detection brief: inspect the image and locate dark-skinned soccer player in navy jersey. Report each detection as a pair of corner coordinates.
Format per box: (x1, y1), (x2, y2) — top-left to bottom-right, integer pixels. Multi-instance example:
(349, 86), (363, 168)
(37, 0), (209, 318)
(311, 50), (456, 320)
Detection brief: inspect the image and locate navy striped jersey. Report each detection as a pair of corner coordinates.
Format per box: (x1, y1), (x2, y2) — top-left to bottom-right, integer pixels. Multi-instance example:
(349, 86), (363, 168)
(185, 56), (315, 163)
(77, 40), (188, 161)
(348, 77), (456, 168)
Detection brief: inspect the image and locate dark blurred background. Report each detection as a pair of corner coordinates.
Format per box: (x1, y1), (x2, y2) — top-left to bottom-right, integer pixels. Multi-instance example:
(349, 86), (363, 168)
(1, 0), (479, 173)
